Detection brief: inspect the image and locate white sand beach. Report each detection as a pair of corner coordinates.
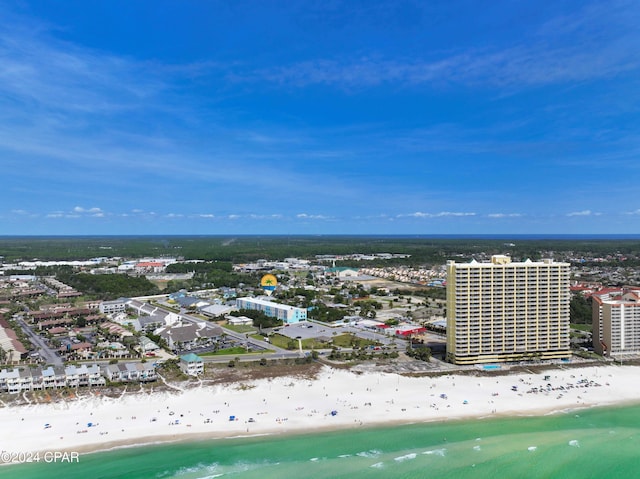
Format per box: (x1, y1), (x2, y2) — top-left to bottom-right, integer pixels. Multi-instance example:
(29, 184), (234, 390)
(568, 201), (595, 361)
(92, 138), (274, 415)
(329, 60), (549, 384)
(1, 364), (638, 457)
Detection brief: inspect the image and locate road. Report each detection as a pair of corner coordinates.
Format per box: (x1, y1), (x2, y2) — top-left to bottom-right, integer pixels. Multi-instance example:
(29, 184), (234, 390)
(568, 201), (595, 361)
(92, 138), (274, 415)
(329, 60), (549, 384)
(14, 315), (63, 366)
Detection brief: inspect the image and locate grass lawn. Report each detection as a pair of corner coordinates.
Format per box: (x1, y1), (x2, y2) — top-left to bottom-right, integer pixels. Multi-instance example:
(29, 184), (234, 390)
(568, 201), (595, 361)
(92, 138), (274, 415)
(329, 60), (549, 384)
(301, 338), (330, 350)
(266, 333), (293, 349)
(571, 323), (592, 332)
(331, 333), (380, 349)
(224, 324), (257, 333)
(265, 333), (329, 350)
(201, 347), (250, 356)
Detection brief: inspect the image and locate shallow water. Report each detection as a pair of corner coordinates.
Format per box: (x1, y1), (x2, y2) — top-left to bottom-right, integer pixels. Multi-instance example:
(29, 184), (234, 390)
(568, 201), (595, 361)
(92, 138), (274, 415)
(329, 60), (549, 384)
(6, 403), (640, 479)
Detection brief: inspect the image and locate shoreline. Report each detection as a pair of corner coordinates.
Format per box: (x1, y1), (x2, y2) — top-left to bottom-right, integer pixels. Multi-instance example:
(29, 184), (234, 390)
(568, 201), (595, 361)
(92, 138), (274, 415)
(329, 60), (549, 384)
(77, 400), (640, 458)
(1, 364), (639, 460)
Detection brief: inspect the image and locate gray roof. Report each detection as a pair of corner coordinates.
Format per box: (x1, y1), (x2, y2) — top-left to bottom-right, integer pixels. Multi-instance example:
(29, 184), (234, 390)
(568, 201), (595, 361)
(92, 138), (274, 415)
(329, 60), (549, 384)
(201, 304), (234, 316)
(158, 323), (222, 343)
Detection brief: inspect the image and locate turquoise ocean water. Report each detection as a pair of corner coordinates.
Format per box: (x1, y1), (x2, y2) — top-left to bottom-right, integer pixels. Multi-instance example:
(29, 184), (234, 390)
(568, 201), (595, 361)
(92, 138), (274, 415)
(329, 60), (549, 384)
(5, 403), (640, 479)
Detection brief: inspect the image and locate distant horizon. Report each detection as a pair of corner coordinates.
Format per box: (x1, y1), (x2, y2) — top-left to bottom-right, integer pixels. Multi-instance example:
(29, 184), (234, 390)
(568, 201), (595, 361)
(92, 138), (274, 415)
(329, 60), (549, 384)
(1, 233), (640, 240)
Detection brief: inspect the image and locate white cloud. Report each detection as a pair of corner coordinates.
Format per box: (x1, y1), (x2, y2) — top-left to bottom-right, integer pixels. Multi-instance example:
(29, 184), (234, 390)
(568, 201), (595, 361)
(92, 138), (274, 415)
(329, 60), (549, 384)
(45, 207), (107, 219)
(567, 210), (601, 217)
(296, 213), (330, 220)
(488, 213), (523, 218)
(400, 211), (476, 218)
(73, 206), (102, 214)
(249, 214), (284, 219)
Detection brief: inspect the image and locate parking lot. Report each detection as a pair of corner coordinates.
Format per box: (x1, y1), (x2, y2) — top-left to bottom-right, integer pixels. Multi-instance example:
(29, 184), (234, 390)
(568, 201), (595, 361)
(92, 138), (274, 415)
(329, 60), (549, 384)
(271, 321), (399, 347)
(272, 322), (334, 341)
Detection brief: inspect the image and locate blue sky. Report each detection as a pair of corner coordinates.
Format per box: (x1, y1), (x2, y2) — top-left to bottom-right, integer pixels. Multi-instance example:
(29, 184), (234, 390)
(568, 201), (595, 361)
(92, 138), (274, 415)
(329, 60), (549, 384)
(1, 0), (639, 235)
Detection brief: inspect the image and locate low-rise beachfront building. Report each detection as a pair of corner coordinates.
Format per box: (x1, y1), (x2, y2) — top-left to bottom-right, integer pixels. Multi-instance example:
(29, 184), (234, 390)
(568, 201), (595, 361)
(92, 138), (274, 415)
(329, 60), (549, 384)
(0, 368), (20, 393)
(446, 255), (571, 365)
(0, 364), (106, 393)
(180, 353), (204, 376)
(64, 364), (103, 387)
(102, 362), (157, 383)
(44, 366), (67, 388)
(592, 290), (640, 357)
(235, 297), (307, 324)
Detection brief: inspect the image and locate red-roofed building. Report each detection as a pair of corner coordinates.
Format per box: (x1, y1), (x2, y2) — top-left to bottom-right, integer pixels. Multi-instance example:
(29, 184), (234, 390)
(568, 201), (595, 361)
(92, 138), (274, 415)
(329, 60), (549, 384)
(0, 320), (28, 362)
(135, 262), (165, 273)
(49, 327), (68, 335)
(394, 325), (427, 337)
(587, 287), (624, 300)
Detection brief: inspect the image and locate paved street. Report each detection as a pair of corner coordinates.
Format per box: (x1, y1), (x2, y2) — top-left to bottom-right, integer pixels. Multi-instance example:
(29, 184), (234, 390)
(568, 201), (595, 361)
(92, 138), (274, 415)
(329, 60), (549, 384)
(14, 316), (63, 366)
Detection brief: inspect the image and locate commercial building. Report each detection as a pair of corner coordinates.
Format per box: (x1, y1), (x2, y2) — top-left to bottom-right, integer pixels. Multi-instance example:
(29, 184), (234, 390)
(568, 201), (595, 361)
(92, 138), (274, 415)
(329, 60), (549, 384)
(235, 297), (307, 324)
(446, 255), (570, 365)
(592, 290), (640, 357)
(226, 315), (253, 326)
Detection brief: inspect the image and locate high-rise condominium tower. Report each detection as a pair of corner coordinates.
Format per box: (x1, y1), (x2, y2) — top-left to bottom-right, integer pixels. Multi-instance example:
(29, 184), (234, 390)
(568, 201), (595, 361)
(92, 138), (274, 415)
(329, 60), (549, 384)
(446, 255), (570, 365)
(592, 290), (640, 357)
